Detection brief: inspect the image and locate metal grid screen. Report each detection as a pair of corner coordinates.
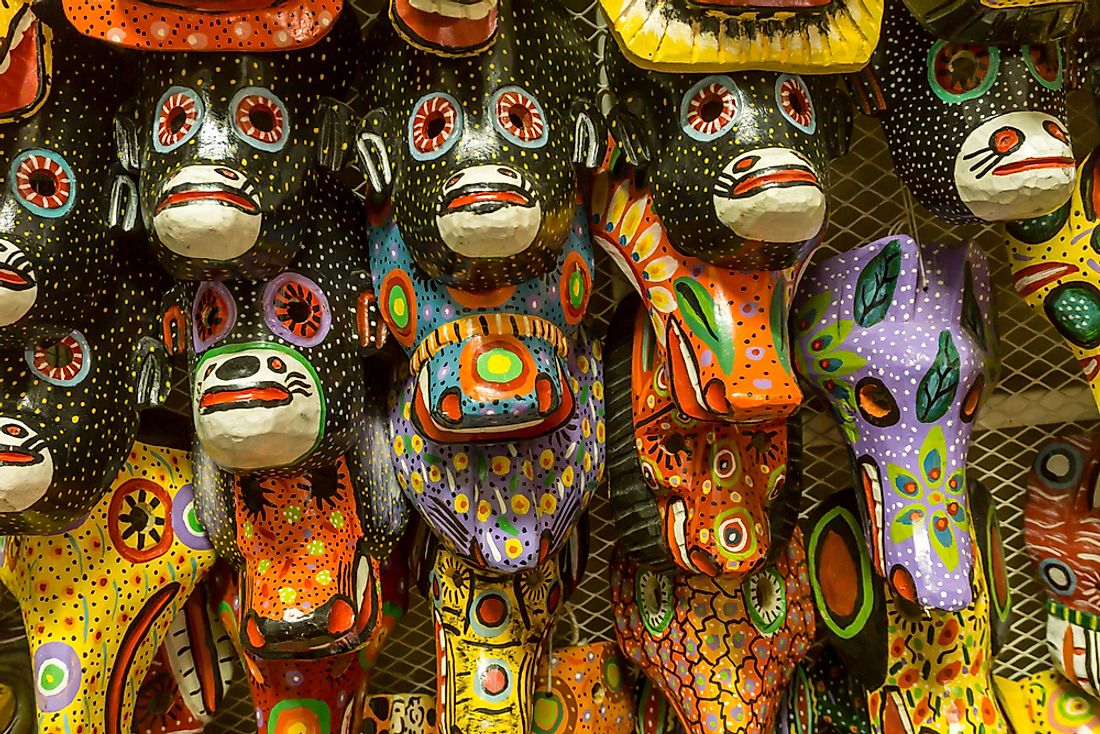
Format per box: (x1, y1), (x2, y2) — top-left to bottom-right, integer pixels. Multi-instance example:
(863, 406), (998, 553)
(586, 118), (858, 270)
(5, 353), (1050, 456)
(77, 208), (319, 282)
(204, 4), (1100, 729)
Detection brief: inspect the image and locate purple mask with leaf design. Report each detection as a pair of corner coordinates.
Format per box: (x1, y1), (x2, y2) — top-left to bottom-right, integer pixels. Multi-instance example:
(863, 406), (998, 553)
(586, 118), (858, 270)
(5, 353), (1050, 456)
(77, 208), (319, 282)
(792, 235), (998, 611)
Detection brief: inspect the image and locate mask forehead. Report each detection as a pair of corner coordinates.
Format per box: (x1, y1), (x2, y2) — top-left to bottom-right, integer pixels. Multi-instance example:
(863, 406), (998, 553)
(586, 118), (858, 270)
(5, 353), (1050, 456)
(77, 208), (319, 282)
(793, 235), (997, 612)
(63, 1), (343, 51)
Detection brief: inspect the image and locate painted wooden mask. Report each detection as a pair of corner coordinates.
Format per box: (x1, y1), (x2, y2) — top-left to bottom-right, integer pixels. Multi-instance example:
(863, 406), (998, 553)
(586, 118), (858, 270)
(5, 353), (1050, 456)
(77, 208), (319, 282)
(0, 441), (222, 734)
(610, 529), (815, 734)
(597, 0), (883, 72)
(805, 483), (1012, 734)
(850, 1), (1074, 224)
(1024, 431), (1100, 697)
(604, 298), (801, 578)
(531, 641), (637, 734)
(387, 332), (602, 573)
(389, 0), (498, 57)
(169, 187), (407, 660)
(792, 236), (998, 612)
(357, 0), (604, 294)
(995, 670), (1100, 734)
(1006, 149), (1100, 412)
(413, 520), (588, 734)
(776, 647), (870, 734)
(901, 0), (1086, 44)
(0, 0), (49, 125)
(0, 22), (173, 534)
(363, 694), (440, 734)
(63, 1), (342, 51)
(115, 13), (360, 280)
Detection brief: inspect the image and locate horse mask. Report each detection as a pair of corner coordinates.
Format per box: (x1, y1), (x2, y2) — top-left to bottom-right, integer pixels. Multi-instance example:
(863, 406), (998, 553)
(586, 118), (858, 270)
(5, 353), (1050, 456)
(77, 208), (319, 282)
(604, 298), (801, 577)
(610, 529), (815, 734)
(63, 1), (342, 51)
(594, 49), (850, 423)
(0, 21), (173, 534)
(805, 484), (1012, 734)
(849, 0), (1074, 224)
(792, 235), (998, 612)
(413, 520), (588, 734)
(1006, 149), (1100, 411)
(0, 0), (50, 125)
(1024, 431), (1100, 697)
(114, 13), (361, 280)
(171, 183), (408, 658)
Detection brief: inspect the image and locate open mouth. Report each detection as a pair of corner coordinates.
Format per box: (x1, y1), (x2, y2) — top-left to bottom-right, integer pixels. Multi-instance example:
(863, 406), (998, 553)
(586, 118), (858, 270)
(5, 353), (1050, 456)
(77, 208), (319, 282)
(198, 383), (291, 414)
(727, 166), (819, 198)
(441, 183), (534, 214)
(0, 9), (46, 119)
(0, 445), (41, 466)
(993, 157), (1076, 176)
(156, 183), (260, 216)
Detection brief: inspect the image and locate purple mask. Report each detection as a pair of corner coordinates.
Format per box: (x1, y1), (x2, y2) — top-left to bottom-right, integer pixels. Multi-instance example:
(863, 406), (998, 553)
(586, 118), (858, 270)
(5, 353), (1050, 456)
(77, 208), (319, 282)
(388, 333), (603, 573)
(792, 235), (998, 611)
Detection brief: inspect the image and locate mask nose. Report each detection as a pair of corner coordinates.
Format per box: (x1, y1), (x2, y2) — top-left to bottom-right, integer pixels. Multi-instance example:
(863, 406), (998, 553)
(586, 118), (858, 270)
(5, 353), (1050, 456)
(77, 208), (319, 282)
(215, 355), (260, 381)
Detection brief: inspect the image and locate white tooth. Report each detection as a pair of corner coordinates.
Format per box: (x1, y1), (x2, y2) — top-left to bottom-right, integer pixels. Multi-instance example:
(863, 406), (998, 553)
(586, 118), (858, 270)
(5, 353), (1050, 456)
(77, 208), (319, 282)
(671, 500), (689, 566)
(163, 613), (208, 720)
(355, 554), (369, 608)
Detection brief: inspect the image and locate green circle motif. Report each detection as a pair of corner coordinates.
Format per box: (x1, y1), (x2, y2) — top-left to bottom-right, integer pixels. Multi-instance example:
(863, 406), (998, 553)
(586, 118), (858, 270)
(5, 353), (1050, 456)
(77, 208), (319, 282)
(476, 348), (524, 384)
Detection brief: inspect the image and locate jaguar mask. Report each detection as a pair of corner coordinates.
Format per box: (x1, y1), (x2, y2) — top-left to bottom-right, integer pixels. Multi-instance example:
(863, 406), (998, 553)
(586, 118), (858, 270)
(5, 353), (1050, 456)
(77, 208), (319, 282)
(792, 235), (999, 612)
(114, 13), (361, 280)
(610, 529), (815, 734)
(806, 483), (1012, 734)
(849, 0), (1074, 224)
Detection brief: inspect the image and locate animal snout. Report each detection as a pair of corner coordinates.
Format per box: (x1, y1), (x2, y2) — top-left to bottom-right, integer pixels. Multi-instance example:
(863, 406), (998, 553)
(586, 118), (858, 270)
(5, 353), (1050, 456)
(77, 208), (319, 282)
(214, 355), (260, 381)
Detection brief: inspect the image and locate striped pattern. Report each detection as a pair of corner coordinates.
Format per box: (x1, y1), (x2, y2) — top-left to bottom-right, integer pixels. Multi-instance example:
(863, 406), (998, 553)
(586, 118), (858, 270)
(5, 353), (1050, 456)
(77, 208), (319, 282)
(408, 313), (568, 375)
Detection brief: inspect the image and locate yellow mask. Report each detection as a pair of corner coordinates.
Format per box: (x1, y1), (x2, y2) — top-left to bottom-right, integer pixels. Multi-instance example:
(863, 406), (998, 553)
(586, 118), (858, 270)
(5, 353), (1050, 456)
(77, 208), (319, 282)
(995, 670), (1100, 734)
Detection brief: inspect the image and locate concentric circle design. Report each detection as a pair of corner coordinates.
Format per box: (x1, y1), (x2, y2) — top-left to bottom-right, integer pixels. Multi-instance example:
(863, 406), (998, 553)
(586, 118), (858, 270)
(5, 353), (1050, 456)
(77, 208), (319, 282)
(743, 567), (787, 635)
(192, 281), (237, 353)
(25, 330), (92, 387)
(474, 658), (514, 703)
(33, 641), (80, 713)
(170, 483), (211, 550)
(469, 591), (510, 638)
(559, 251), (592, 325)
(230, 86), (289, 152)
(635, 568), (675, 636)
(379, 269), (418, 348)
(108, 478), (174, 562)
(153, 86), (204, 153)
(263, 272), (331, 347)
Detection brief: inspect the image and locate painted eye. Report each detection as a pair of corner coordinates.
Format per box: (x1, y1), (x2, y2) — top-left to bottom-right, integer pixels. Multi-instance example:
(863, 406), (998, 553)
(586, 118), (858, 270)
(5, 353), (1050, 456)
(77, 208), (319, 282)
(171, 483), (211, 551)
(264, 273), (331, 347)
(1024, 44), (1063, 90)
(1039, 558), (1077, 595)
(34, 642), (81, 713)
(775, 75), (816, 134)
(743, 567), (787, 635)
(474, 658), (515, 704)
(716, 509), (756, 559)
(408, 92), (462, 161)
(712, 444), (740, 485)
(154, 86), (203, 153)
(10, 149), (75, 218)
(856, 377), (900, 428)
(928, 41), (1000, 102)
(230, 87), (288, 152)
(1035, 441), (1083, 489)
(680, 75), (741, 141)
(25, 330), (91, 387)
(108, 478), (173, 563)
(491, 86), (548, 148)
(192, 282), (237, 353)
(470, 591), (511, 638)
(634, 568), (675, 635)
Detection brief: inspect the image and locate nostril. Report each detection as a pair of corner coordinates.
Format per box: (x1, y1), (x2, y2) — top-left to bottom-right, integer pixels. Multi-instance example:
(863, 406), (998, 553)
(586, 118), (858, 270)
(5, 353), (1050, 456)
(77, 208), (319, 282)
(445, 173), (462, 188)
(734, 156), (758, 171)
(214, 167), (241, 180)
(1044, 119), (1069, 144)
(497, 167), (518, 178)
(215, 355), (261, 381)
(991, 127), (1023, 155)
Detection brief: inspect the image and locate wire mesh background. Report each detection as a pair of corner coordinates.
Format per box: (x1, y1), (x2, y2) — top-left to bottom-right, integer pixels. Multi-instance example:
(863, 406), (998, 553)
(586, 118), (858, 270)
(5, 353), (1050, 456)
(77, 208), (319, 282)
(204, 3), (1100, 730)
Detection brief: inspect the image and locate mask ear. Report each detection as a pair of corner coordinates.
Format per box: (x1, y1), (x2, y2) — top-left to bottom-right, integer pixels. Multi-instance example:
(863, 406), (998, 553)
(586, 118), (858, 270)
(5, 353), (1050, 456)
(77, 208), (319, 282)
(160, 283), (190, 357)
(572, 99), (608, 170)
(316, 97), (356, 171)
(822, 87), (854, 159)
(131, 335), (172, 410)
(353, 270), (389, 352)
(968, 474), (1011, 653)
(845, 65), (887, 116)
(357, 108), (397, 201)
(607, 101), (652, 169)
(108, 173), (140, 234)
(114, 98), (142, 174)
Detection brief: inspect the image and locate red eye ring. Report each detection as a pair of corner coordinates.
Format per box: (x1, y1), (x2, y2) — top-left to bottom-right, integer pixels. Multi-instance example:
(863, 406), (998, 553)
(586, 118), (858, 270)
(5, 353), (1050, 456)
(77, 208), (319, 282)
(679, 75), (740, 141)
(11, 149), (75, 217)
(192, 282), (237, 352)
(775, 74), (816, 134)
(409, 93), (462, 161)
(154, 86), (203, 153)
(263, 273), (331, 348)
(491, 86), (548, 148)
(230, 87), (288, 152)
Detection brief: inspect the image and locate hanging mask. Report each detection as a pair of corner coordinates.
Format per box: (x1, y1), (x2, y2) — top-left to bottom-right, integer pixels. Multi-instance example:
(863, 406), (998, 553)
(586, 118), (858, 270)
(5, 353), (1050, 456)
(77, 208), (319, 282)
(388, 333), (602, 573)
(0, 21), (172, 534)
(776, 647), (871, 734)
(1007, 150), (1100, 410)
(610, 529), (815, 734)
(792, 235), (999, 612)
(389, 0), (497, 57)
(63, 1), (342, 51)
(115, 13), (361, 280)
(901, 0), (1086, 44)
(849, 0), (1074, 224)
(413, 519), (588, 734)
(0, 441), (222, 734)
(1024, 431), (1100, 696)
(356, 0), (604, 293)
(805, 484), (1012, 734)
(597, 0), (883, 72)
(603, 298), (800, 577)
(170, 185), (408, 658)
(363, 694), (440, 734)
(995, 669), (1100, 734)
(0, 0), (50, 125)
(531, 641), (637, 734)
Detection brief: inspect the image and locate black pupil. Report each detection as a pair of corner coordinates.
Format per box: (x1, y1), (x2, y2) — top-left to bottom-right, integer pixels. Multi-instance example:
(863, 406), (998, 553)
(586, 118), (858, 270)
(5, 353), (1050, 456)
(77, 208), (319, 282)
(168, 107), (187, 134)
(788, 91), (806, 116)
(700, 96), (724, 122)
(286, 296), (312, 323)
(249, 106), (276, 133)
(508, 103), (530, 130)
(29, 170), (56, 198)
(949, 50), (978, 83)
(43, 341), (73, 368)
(425, 112), (446, 139)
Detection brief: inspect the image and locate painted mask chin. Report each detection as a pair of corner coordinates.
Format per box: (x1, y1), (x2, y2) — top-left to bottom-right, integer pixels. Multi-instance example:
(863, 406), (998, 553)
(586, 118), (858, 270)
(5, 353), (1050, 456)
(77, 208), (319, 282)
(1046, 599), (1100, 697)
(0, 418), (52, 512)
(435, 165), (543, 260)
(153, 164), (262, 261)
(407, 0), (497, 19)
(193, 345), (323, 471)
(0, 238), (36, 326)
(712, 148), (825, 243)
(954, 111), (1075, 222)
